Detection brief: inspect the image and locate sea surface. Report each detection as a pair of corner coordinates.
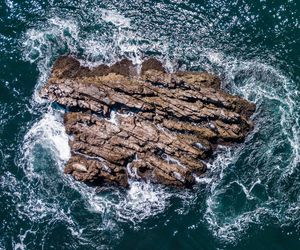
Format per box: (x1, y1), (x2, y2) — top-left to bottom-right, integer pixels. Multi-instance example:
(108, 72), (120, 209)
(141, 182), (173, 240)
(0, 0), (299, 249)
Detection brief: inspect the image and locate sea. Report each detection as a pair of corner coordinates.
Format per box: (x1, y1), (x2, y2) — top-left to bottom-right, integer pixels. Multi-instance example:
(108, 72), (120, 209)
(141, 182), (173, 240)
(0, 0), (299, 249)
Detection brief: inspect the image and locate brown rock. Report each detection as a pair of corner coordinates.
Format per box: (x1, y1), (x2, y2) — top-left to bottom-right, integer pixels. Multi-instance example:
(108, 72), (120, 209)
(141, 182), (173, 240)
(40, 56), (256, 188)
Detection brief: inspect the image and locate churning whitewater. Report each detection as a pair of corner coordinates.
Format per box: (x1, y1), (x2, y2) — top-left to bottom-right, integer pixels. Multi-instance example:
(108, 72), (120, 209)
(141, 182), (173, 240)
(0, 0), (299, 249)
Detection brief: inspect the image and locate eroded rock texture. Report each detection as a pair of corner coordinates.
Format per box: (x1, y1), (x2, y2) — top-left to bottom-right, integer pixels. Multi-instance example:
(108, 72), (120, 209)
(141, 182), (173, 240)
(40, 56), (256, 188)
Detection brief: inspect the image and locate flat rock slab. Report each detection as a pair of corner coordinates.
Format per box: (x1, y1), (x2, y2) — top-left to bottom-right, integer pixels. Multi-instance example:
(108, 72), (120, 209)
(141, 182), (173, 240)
(40, 56), (256, 188)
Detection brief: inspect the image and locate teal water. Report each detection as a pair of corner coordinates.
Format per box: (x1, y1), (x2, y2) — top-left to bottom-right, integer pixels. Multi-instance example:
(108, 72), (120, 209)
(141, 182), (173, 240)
(0, 0), (299, 249)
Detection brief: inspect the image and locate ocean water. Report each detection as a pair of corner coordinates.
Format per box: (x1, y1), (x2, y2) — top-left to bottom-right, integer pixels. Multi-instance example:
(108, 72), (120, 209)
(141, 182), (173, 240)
(0, 0), (299, 249)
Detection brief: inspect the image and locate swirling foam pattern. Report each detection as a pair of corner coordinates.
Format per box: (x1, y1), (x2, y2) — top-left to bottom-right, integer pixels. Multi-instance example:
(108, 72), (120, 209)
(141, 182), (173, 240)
(0, 0), (299, 249)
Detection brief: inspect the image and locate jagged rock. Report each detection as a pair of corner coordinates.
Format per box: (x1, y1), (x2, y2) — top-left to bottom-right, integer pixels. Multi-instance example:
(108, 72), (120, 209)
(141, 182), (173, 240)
(40, 56), (256, 188)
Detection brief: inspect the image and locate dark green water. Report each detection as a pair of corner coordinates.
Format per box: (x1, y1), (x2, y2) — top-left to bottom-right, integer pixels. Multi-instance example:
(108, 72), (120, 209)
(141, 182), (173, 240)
(0, 0), (299, 249)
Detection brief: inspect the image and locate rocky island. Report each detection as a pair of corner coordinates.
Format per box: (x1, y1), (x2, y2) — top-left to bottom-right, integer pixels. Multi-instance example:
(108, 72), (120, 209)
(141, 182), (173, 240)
(40, 56), (255, 188)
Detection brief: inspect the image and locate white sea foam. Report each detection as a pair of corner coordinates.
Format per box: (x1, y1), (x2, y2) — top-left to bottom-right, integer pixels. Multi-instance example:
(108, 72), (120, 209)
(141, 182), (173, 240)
(23, 17), (80, 104)
(22, 107), (71, 175)
(200, 52), (300, 242)
(101, 9), (131, 28)
(12, 228), (37, 250)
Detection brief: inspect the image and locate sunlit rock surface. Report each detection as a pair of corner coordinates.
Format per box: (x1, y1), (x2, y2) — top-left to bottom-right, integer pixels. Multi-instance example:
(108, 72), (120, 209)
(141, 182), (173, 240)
(40, 56), (256, 188)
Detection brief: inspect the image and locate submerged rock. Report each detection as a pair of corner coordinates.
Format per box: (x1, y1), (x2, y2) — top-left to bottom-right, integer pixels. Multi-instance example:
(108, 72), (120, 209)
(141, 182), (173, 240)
(40, 56), (256, 188)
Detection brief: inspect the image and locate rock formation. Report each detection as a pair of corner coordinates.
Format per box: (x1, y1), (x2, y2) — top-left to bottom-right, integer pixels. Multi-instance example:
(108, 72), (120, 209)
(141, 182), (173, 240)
(40, 56), (256, 188)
